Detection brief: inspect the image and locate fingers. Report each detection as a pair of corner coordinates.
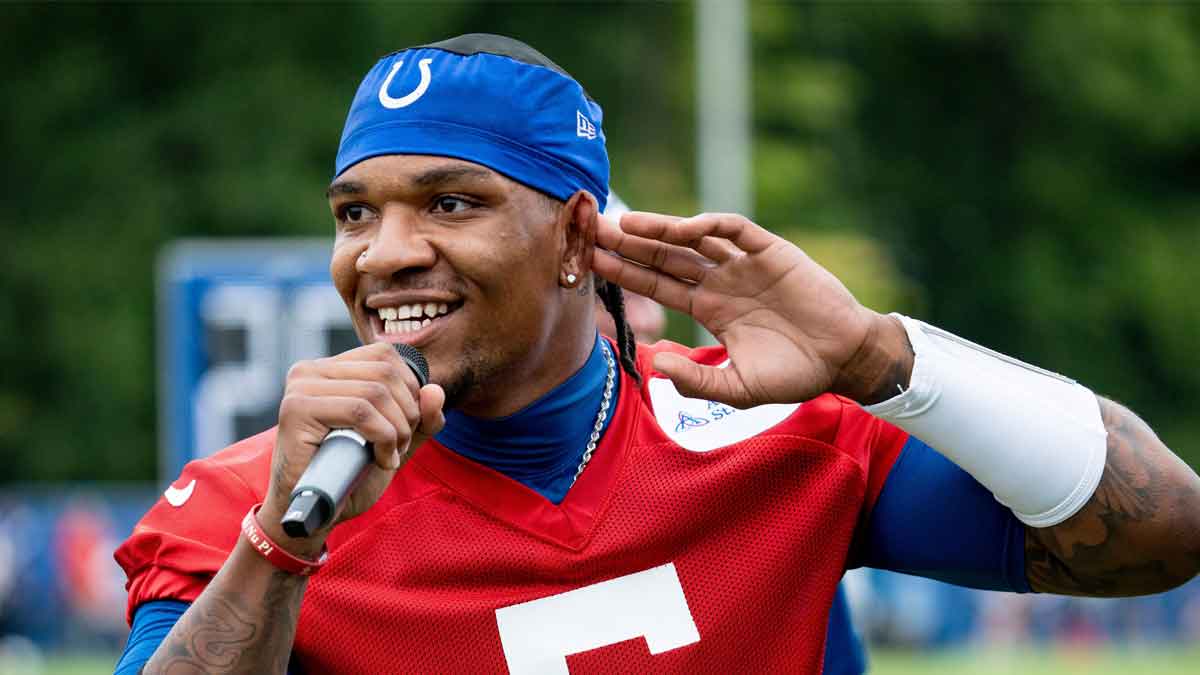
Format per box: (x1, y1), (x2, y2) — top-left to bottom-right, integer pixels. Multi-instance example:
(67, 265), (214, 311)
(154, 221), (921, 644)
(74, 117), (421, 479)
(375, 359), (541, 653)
(593, 211), (773, 303)
(318, 342), (423, 388)
(416, 384), (447, 437)
(606, 211), (773, 260)
(632, 211), (776, 254)
(653, 352), (752, 409)
(285, 379), (413, 468)
(284, 342), (430, 469)
(278, 394), (405, 469)
(297, 342), (423, 408)
(592, 248), (697, 314)
(290, 360), (420, 425)
(596, 215), (717, 283)
(598, 212), (735, 266)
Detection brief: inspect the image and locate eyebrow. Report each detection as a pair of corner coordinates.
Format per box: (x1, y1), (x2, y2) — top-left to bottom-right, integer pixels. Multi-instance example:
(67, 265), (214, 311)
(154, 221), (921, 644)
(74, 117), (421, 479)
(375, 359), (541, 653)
(412, 165), (495, 187)
(325, 166), (496, 199)
(325, 180), (366, 199)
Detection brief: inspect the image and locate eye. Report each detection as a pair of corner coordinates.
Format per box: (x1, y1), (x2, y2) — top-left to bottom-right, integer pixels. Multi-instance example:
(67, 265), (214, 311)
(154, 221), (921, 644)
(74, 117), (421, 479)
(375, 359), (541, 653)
(431, 196), (474, 214)
(343, 204), (371, 222)
(335, 203), (378, 230)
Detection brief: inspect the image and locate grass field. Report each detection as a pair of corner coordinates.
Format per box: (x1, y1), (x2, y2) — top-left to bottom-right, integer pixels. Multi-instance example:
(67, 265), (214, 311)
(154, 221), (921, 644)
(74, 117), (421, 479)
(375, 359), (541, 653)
(35, 647), (1200, 674)
(870, 646), (1200, 674)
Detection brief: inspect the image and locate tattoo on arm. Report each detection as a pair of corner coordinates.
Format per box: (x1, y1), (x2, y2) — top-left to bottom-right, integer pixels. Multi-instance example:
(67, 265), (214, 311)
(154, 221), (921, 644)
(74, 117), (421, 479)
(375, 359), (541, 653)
(1025, 397), (1200, 596)
(159, 597), (256, 674)
(144, 564), (305, 674)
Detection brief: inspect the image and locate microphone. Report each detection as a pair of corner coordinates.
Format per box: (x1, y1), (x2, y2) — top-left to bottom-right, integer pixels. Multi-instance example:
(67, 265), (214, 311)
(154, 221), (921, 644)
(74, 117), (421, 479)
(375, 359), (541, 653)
(280, 344), (429, 538)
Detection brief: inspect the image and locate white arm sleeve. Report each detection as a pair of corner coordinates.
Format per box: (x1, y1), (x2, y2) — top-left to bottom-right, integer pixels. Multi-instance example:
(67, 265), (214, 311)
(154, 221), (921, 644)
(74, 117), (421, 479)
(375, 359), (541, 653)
(863, 314), (1108, 528)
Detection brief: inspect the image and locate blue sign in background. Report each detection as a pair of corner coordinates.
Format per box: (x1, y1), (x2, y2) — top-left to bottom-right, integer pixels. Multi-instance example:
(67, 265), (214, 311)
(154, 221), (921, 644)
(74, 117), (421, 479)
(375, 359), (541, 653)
(157, 240), (356, 484)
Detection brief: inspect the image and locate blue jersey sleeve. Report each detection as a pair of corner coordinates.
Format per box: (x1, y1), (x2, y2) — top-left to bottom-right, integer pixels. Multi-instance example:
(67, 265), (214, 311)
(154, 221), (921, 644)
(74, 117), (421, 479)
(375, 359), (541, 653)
(114, 600), (190, 674)
(852, 436), (1031, 592)
(821, 584), (867, 675)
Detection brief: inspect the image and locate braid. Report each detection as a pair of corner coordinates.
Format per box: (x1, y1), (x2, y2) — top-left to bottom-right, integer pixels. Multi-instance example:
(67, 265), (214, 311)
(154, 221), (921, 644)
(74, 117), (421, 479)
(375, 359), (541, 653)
(595, 278), (641, 385)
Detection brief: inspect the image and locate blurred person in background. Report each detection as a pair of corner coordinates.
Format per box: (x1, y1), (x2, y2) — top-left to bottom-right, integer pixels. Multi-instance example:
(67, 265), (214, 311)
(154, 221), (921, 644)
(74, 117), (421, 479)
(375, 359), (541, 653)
(54, 501), (128, 649)
(112, 34), (1200, 674)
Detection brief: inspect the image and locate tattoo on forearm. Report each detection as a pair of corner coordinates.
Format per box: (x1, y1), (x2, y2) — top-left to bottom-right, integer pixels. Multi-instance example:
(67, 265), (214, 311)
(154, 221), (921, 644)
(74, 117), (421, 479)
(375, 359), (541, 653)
(161, 597), (255, 673)
(146, 570), (304, 674)
(1025, 398), (1200, 596)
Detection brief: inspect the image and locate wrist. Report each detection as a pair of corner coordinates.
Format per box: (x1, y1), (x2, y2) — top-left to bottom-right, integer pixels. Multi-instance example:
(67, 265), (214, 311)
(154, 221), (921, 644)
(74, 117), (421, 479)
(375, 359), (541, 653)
(831, 312), (914, 405)
(241, 503), (328, 575)
(256, 500), (330, 561)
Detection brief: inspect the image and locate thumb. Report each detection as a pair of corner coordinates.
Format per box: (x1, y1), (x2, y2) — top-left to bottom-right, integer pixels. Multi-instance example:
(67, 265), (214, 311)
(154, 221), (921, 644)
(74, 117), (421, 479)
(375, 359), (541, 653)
(416, 383), (446, 438)
(653, 352), (749, 408)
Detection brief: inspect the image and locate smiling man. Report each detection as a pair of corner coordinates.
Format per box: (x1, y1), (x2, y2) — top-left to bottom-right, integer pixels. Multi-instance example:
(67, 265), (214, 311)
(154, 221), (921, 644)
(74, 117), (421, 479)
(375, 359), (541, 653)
(115, 34), (1200, 674)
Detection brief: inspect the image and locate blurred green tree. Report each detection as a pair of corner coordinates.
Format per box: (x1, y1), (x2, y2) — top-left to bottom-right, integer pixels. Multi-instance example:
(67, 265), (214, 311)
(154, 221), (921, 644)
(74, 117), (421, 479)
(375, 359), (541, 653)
(1, 2), (1197, 481)
(754, 3), (1200, 468)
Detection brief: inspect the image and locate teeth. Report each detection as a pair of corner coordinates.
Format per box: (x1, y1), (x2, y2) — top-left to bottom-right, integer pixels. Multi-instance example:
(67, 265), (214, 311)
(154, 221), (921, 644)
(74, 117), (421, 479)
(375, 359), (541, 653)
(383, 319), (429, 335)
(377, 301), (454, 327)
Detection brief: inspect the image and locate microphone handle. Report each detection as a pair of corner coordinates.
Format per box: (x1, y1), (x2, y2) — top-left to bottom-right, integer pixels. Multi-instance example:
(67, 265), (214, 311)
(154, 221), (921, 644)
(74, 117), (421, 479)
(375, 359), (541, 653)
(280, 430), (370, 539)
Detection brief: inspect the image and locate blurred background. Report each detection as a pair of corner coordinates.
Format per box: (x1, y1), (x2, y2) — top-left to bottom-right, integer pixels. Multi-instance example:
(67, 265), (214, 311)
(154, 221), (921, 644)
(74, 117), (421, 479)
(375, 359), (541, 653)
(2, 2), (1199, 673)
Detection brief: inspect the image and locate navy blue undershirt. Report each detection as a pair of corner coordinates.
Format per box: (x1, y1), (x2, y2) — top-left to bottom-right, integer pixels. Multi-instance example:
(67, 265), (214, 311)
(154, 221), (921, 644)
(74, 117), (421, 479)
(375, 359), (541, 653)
(435, 334), (617, 504)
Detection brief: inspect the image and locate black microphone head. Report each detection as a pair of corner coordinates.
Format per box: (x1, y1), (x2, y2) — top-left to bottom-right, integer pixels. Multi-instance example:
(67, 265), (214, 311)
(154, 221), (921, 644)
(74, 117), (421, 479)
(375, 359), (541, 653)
(394, 343), (429, 387)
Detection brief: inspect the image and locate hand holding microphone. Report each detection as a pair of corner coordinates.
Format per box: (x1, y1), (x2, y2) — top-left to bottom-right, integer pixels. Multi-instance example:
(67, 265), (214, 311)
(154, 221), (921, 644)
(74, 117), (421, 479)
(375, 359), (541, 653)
(281, 343), (430, 538)
(257, 342), (445, 554)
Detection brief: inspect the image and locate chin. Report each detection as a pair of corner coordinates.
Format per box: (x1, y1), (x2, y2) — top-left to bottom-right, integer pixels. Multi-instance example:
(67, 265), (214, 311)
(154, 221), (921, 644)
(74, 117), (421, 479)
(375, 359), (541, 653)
(437, 369), (477, 412)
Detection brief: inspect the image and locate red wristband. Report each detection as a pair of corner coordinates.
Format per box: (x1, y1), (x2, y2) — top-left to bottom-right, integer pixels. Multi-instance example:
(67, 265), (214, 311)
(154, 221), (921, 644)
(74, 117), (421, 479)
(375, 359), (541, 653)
(240, 503), (328, 576)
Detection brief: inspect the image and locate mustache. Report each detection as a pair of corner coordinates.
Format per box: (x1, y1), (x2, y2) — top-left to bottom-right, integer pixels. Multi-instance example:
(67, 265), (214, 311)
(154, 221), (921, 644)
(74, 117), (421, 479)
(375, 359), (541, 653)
(363, 273), (468, 296)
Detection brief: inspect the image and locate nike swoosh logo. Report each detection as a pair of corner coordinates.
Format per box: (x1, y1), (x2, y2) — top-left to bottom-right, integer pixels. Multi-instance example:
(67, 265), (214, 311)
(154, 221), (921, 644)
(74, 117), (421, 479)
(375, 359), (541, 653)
(164, 479), (196, 507)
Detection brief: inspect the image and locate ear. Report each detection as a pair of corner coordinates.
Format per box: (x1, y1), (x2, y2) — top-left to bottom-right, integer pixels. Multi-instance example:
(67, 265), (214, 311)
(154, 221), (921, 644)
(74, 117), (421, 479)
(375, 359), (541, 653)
(558, 189), (599, 291)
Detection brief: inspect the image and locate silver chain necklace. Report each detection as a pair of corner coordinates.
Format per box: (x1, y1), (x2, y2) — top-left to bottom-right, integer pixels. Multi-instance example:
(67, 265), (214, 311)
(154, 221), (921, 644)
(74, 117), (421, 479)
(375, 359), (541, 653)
(571, 341), (616, 485)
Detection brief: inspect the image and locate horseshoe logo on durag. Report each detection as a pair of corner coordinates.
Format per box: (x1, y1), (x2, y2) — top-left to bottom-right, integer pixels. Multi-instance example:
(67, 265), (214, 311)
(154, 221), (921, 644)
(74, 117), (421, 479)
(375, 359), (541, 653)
(378, 58), (433, 109)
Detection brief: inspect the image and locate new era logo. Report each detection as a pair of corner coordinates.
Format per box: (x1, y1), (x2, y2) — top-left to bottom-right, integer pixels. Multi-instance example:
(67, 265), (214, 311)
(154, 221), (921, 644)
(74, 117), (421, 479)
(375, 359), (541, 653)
(576, 110), (597, 140)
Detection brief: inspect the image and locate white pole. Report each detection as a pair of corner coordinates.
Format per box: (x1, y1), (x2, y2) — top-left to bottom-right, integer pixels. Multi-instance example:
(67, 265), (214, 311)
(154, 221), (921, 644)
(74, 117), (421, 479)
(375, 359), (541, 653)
(695, 0), (752, 345)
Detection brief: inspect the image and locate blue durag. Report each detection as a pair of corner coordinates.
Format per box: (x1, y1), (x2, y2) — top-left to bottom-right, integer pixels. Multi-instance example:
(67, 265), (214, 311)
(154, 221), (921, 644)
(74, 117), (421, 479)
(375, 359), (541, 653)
(334, 33), (609, 210)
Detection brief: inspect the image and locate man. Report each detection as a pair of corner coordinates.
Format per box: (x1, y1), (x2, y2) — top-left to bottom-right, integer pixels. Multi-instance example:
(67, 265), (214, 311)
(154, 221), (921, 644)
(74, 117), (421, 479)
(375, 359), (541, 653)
(115, 34), (1200, 673)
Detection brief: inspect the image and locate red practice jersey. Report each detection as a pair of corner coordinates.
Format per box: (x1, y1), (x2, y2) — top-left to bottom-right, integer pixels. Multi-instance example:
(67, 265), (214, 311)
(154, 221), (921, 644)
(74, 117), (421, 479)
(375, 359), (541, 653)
(116, 340), (907, 673)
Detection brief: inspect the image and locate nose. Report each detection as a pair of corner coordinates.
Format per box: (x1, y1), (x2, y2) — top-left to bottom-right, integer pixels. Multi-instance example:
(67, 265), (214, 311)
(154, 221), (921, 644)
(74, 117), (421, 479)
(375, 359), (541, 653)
(357, 205), (437, 276)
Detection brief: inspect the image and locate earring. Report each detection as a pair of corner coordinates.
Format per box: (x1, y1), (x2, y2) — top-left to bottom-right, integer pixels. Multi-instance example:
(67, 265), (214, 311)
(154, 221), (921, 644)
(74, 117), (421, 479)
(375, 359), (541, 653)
(566, 273), (578, 285)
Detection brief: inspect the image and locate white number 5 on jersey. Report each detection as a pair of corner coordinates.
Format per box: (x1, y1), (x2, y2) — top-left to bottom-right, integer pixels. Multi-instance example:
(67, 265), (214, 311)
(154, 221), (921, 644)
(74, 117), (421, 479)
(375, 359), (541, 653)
(495, 563), (701, 674)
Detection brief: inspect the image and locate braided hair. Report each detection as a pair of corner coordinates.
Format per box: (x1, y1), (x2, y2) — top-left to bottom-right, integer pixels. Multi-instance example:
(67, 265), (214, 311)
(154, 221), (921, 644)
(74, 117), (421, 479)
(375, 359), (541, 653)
(595, 277), (641, 385)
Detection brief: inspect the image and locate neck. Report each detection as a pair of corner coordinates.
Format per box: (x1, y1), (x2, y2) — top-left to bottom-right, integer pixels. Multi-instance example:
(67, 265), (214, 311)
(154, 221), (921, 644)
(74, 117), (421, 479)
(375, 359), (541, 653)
(434, 335), (617, 503)
(457, 309), (598, 418)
